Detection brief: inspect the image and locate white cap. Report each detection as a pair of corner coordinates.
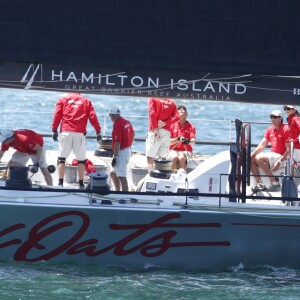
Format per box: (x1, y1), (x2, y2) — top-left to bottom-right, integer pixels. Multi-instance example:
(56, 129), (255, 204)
(270, 110), (282, 117)
(109, 107), (121, 115)
(0, 129), (14, 142)
(284, 105), (296, 110)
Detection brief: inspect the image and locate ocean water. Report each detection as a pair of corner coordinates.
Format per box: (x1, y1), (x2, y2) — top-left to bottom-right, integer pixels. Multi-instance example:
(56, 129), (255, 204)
(0, 88), (280, 156)
(1, 262), (300, 300)
(0, 88), (298, 300)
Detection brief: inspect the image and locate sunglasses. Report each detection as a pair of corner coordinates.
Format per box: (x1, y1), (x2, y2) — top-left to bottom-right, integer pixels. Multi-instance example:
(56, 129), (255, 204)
(270, 115), (281, 119)
(178, 107), (187, 111)
(284, 107), (293, 111)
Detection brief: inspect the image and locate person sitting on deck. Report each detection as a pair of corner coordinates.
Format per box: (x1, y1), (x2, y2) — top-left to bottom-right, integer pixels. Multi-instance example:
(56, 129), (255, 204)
(251, 110), (290, 193)
(168, 104), (196, 172)
(0, 129), (53, 185)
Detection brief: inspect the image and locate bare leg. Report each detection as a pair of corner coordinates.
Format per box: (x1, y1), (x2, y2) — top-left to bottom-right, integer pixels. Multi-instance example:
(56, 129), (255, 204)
(251, 156), (263, 184)
(147, 156), (154, 172)
(58, 163), (66, 180)
(170, 156), (179, 170)
(77, 163), (85, 181)
(255, 154), (277, 183)
(178, 155), (187, 172)
(41, 168), (53, 186)
(119, 176), (128, 191)
(110, 171), (120, 191)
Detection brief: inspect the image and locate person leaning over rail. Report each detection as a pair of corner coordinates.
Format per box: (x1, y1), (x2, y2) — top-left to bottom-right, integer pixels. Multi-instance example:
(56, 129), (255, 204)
(284, 105), (300, 165)
(250, 110), (290, 193)
(146, 98), (179, 172)
(109, 107), (134, 191)
(51, 92), (102, 189)
(168, 104), (196, 172)
(0, 129), (53, 185)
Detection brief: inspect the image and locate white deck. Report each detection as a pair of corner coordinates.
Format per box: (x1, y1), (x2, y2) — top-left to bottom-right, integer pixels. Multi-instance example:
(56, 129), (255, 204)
(0, 148), (298, 210)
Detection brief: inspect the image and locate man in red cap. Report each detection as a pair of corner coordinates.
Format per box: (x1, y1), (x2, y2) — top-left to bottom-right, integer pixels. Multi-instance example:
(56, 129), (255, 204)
(169, 104), (196, 172)
(109, 107), (134, 191)
(251, 109), (290, 192)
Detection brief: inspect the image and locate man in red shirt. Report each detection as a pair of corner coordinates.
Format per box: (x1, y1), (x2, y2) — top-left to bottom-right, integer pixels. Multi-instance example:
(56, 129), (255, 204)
(169, 104), (196, 172)
(0, 129), (53, 185)
(109, 107), (134, 191)
(52, 93), (102, 189)
(146, 98), (179, 171)
(251, 110), (290, 192)
(284, 105), (300, 164)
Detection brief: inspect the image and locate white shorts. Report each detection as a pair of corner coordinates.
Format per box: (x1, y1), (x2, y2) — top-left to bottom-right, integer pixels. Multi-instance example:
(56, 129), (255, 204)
(145, 129), (170, 158)
(58, 131), (86, 161)
(293, 149), (300, 166)
(11, 147), (48, 168)
(265, 152), (282, 168)
(168, 150), (192, 163)
(111, 148), (131, 177)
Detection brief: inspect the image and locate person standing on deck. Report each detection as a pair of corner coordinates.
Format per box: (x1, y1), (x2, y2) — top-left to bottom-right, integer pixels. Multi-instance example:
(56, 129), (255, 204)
(146, 98), (179, 171)
(109, 107), (134, 191)
(51, 93), (102, 189)
(284, 105), (300, 165)
(251, 110), (290, 193)
(169, 104), (196, 172)
(0, 129), (53, 185)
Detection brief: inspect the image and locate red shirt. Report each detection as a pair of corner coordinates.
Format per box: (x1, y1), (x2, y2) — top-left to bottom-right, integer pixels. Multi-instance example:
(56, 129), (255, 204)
(264, 124), (290, 155)
(148, 98), (179, 131)
(1, 129), (44, 155)
(112, 117), (134, 150)
(287, 114), (300, 149)
(52, 93), (101, 134)
(170, 121), (196, 152)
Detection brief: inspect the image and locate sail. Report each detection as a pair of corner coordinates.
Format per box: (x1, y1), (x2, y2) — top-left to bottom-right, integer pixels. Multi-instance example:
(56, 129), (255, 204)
(0, 1), (299, 103)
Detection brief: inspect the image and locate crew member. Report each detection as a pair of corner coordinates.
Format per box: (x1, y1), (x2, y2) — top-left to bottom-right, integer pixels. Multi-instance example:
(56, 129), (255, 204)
(109, 107), (134, 191)
(146, 98), (179, 171)
(0, 129), (53, 185)
(52, 92), (102, 188)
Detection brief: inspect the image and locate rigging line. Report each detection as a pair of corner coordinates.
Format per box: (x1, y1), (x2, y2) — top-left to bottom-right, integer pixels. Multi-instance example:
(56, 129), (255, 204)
(242, 85), (293, 93)
(0, 82), (38, 88)
(82, 74), (212, 93)
(0, 72), (127, 83)
(66, 82), (297, 94)
(85, 77), (210, 91)
(0, 74), (248, 92)
(0, 80), (295, 94)
(0, 82), (173, 92)
(260, 75), (300, 79)
(207, 80), (253, 84)
(200, 74), (253, 81)
(0, 74), (211, 91)
(0, 73), (253, 84)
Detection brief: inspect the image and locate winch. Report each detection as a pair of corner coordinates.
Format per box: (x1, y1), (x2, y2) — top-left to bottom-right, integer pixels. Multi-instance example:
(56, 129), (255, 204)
(94, 136), (113, 157)
(5, 166), (32, 189)
(149, 158), (174, 179)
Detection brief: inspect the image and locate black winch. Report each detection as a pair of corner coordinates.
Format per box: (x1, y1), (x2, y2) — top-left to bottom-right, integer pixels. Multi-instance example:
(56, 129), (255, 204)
(149, 158), (174, 179)
(94, 136), (113, 157)
(5, 166), (32, 188)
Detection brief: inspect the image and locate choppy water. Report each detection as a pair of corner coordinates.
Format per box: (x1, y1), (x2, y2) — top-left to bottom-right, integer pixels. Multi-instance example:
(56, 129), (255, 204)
(0, 89), (297, 300)
(1, 261), (300, 300)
